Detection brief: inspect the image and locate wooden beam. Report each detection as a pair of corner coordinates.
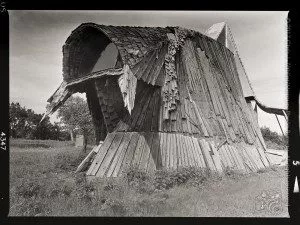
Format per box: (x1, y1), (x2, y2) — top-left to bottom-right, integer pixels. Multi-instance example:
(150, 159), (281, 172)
(282, 109), (288, 122)
(275, 114), (285, 137)
(245, 96), (287, 116)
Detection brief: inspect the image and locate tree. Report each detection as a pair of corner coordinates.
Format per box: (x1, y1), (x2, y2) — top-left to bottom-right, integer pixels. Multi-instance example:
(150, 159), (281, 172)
(9, 102), (30, 138)
(9, 102), (70, 140)
(9, 102), (40, 138)
(260, 126), (287, 146)
(57, 96), (94, 150)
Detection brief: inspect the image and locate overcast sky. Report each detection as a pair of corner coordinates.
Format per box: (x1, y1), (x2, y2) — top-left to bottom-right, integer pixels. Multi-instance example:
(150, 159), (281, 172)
(9, 10), (288, 133)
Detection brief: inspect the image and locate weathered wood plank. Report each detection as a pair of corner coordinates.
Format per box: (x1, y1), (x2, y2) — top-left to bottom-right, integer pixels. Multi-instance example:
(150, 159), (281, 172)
(242, 145), (258, 171)
(256, 145), (270, 167)
(111, 132), (134, 177)
(222, 118), (236, 142)
(184, 100), (193, 134)
(165, 132), (171, 169)
(142, 49), (161, 83)
(150, 89), (161, 132)
(172, 134), (178, 169)
(227, 145), (243, 171)
(141, 90), (156, 131)
(160, 132), (168, 168)
(217, 117), (230, 142)
(195, 48), (219, 110)
(138, 133), (153, 171)
(184, 136), (195, 166)
(208, 141), (223, 173)
(222, 145), (233, 169)
(87, 133), (116, 176)
(134, 89), (154, 130)
(131, 133), (146, 167)
(105, 133), (130, 177)
(225, 145), (237, 169)
(175, 133), (183, 168)
(117, 132), (140, 176)
(192, 137), (206, 168)
(251, 146), (265, 169)
(76, 145), (98, 173)
(190, 137), (202, 167)
(170, 133), (177, 169)
(231, 145), (247, 172)
(244, 145), (260, 170)
(226, 145), (241, 170)
(185, 136), (197, 167)
(198, 139), (216, 171)
(95, 132), (124, 177)
(191, 99), (209, 137)
(128, 87), (152, 130)
(149, 133), (161, 171)
(218, 146), (228, 169)
(238, 145), (254, 172)
(150, 45), (168, 85)
(135, 50), (157, 79)
(179, 134), (187, 167)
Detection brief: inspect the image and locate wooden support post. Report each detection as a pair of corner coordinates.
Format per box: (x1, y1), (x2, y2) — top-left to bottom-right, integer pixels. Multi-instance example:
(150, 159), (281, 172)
(275, 114), (285, 137)
(254, 102), (258, 124)
(282, 110), (288, 122)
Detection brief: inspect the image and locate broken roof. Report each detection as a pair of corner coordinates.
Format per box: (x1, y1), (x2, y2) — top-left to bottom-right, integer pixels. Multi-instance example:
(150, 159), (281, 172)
(62, 23), (199, 83)
(43, 22), (287, 122)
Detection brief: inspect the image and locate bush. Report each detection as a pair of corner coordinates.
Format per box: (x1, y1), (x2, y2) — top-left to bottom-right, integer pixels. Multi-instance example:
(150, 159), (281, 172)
(261, 126), (287, 147)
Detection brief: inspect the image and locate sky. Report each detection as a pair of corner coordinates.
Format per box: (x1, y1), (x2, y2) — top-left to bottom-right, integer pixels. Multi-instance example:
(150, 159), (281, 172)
(9, 10), (288, 133)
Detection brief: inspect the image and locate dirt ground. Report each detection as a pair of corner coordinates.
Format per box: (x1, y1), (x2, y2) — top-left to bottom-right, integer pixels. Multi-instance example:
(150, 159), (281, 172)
(9, 139), (289, 217)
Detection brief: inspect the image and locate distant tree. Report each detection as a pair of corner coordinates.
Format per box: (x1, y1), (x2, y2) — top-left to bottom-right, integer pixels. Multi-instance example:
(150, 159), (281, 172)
(31, 114), (56, 140)
(9, 102), (70, 140)
(9, 102), (35, 138)
(57, 96), (94, 150)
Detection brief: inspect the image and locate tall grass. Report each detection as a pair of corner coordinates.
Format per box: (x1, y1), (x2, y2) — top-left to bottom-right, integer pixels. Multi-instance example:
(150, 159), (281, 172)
(9, 140), (222, 216)
(9, 139), (288, 217)
(10, 138), (74, 149)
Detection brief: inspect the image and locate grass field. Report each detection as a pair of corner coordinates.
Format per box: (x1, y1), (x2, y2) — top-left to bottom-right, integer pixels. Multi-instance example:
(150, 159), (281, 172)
(9, 139), (289, 217)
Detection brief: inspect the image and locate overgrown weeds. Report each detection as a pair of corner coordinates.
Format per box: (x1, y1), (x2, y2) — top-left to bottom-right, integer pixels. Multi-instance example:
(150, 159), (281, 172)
(9, 139), (287, 216)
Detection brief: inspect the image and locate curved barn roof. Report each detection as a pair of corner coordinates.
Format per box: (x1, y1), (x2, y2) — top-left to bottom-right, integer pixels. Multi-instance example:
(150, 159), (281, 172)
(62, 23), (203, 84)
(63, 23), (170, 81)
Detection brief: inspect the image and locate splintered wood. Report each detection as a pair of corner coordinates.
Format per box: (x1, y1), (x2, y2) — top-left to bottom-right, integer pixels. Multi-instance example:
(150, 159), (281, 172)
(118, 64), (137, 114)
(162, 33), (180, 120)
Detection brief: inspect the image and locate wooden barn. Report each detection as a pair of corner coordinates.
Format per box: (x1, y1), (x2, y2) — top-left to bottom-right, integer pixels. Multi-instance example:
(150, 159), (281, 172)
(44, 22), (288, 177)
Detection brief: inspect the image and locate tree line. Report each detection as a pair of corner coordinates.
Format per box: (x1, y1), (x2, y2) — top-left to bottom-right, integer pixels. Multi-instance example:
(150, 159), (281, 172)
(9, 96), (95, 143)
(260, 126), (288, 146)
(10, 96), (287, 147)
(9, 102), (70, 140)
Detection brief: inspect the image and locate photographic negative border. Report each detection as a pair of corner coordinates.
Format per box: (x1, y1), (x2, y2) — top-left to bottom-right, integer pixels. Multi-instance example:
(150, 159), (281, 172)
(0, 1), (298, 223)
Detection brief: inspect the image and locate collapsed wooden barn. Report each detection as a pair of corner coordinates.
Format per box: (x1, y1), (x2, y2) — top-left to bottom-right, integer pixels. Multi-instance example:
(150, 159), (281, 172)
(43, 22), (288, 177)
